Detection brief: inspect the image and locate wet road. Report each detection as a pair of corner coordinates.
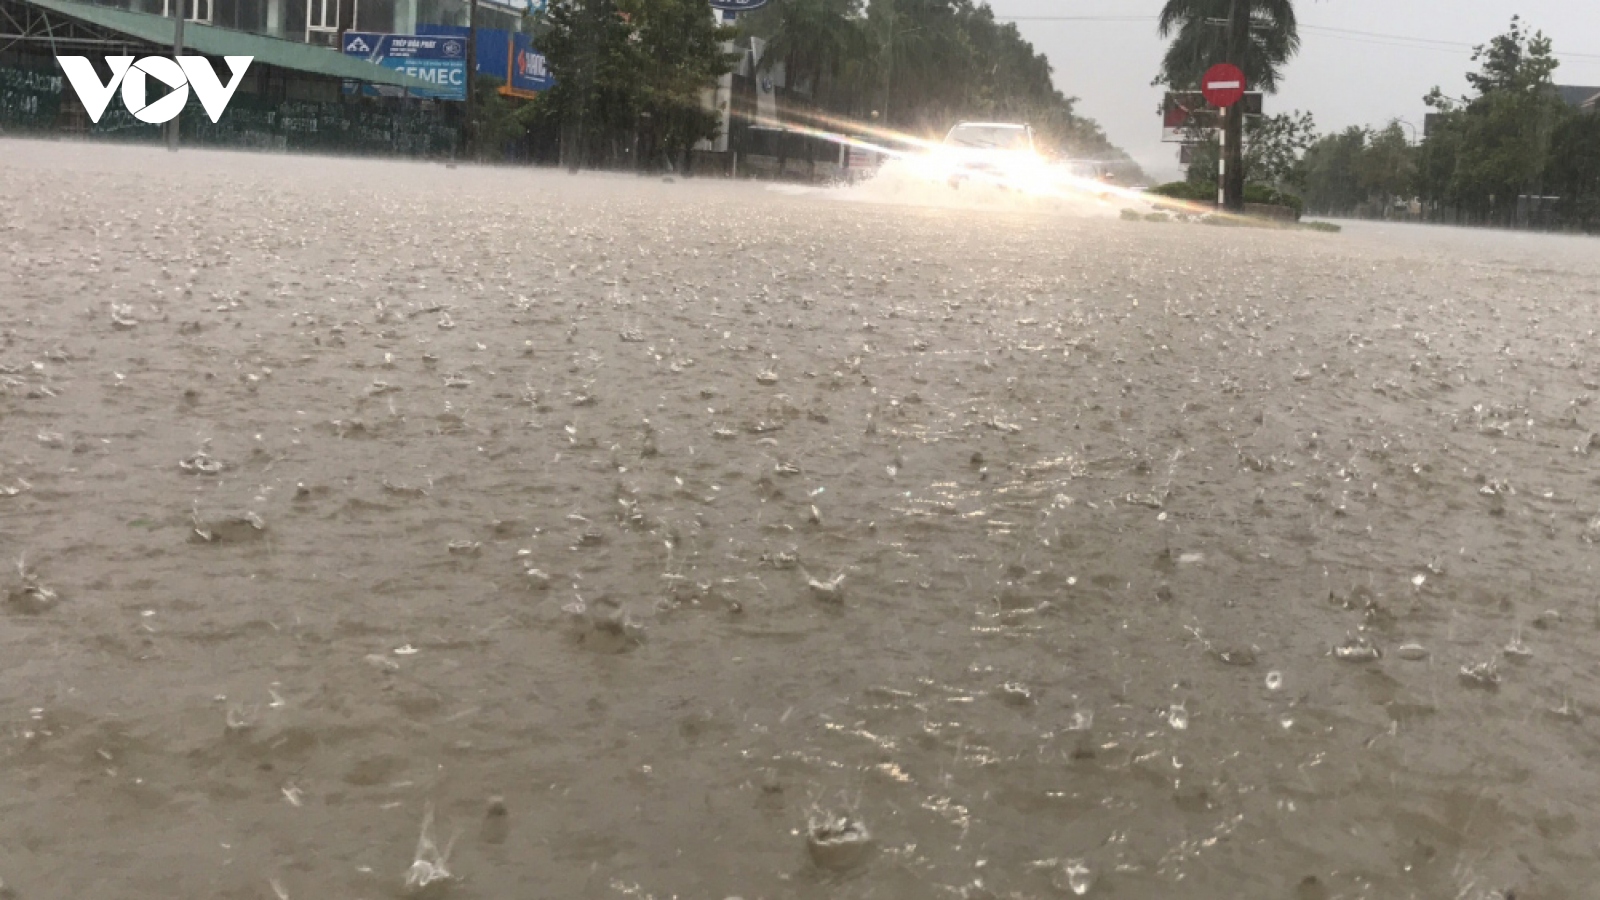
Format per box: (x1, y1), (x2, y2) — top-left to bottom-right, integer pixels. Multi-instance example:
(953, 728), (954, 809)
(2, 139), (1599, 899)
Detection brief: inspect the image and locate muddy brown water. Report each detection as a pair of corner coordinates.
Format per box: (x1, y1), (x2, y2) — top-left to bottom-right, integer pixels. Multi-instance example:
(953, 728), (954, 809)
(3, 139), (1600, 899)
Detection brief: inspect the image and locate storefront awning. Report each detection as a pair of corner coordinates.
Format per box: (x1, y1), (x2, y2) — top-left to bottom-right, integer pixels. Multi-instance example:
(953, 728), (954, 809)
(18, 0), (436, 90)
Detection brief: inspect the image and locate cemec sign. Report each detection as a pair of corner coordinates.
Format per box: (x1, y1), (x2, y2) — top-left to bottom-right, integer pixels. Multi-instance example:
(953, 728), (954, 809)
(56, 56), (253, 124)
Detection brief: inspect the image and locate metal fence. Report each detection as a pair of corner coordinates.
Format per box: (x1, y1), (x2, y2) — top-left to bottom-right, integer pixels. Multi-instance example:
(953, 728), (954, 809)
(0, 62), (459, 156)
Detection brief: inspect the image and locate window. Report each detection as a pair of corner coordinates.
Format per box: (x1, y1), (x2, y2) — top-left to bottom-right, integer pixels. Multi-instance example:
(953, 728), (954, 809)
(355, 0), (396, 34)
(305, 0), (337, 45)
(233, 0), (266, 33)
(162, 0), (213, 24)
(417, 0), (468, 28)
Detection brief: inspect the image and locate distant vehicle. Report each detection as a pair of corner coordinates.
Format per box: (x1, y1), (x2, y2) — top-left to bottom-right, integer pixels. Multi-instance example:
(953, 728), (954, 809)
(1059, 159), (1118, 198)
(1062, 159), (1113, 182)
(936, 122), (1044, 187)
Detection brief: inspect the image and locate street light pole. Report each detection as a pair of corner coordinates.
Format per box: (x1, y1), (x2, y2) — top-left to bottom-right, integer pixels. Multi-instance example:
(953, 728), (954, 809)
(168, 0), (185, 152)
(881, 14), (924, 128)
(880, 0), (894, 125)
(464, 0), (478, 159)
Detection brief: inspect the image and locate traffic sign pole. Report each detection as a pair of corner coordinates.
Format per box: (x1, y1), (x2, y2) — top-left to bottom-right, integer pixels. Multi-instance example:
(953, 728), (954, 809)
(1225, 0), (1248, 211)
(464, 0), (479, 159)
(1201, 62), (1247, 211)
(1217, 127), (1225, 207)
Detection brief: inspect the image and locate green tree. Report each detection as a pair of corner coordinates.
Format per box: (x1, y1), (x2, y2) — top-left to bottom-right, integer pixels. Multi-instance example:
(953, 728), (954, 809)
(738, 0), (1145, 178)
(1246, 109), (1315, 188)
(1156, 0), (1300, 93)
(534, 0), (644, 169)
(632, 0), (739, 170)
(1182, 110), (1313, 190)
(1357, 121), (1416, 204)
(1417, 17), (1573, 225)
(535, 0), (734, 171)
(1413, 111), (1462, 212)
(1297, 126), (1366, 215)
(471, 76), (540, 161)
(1545, 111), (1600, 229)
(747, 0), (869, 113)
(1466, 15), (1560, 96)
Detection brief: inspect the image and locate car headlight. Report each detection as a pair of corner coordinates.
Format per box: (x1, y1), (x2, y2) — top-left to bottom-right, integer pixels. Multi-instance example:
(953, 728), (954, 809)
(1001, 154), (1047, 181)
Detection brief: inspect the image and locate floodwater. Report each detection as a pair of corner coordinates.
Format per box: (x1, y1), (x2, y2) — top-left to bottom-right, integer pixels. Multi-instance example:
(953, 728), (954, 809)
(3, 139), (1600, 900)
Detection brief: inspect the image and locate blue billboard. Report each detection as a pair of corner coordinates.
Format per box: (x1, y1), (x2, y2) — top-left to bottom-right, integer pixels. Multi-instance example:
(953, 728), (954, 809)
(416, 25), (554, 96)
(508, 32), (555, 95)
(342, 32), (467, 102)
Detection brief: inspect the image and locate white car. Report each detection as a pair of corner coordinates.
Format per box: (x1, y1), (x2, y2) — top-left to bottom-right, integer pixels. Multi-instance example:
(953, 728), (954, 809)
(936, 122), (1045, 187)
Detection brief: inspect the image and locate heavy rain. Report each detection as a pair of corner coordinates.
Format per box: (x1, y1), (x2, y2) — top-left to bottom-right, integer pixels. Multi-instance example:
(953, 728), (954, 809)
(5, 137), (1600, 898)
(4, 0), (1600, 898)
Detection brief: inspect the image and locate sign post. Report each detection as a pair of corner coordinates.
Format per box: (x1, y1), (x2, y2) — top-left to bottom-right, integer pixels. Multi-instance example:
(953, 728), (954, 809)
(1202, 62), (1246, 209)
(1201, 62), (1245, 109)
(1162, 91), (1260, 143)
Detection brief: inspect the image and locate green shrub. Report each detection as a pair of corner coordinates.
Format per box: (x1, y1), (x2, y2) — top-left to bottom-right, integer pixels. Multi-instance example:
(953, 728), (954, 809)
(1244, 184), (1305, 216)
(1150, 181), (1304, 216)
(1149, 181), (1213, 201)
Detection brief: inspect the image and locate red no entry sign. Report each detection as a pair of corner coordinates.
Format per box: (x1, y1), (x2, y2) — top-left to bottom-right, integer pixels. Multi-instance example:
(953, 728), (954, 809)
(1202, 63), (1247, 108)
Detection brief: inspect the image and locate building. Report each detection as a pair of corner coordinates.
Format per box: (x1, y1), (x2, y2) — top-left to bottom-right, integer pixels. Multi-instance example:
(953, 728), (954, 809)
(0, 0), (543, 154)
(1555, 84), (1600, 111)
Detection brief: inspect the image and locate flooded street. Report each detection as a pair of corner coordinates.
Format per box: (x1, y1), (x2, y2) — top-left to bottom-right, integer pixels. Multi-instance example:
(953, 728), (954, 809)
(4, 139), (1600, 899)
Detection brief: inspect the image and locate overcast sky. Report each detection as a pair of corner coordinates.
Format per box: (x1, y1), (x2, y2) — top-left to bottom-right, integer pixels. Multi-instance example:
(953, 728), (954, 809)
(982, 0), (1600, 181)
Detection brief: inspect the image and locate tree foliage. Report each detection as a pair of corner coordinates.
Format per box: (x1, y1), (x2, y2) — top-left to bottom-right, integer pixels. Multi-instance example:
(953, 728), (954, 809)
(1357, 122), (1416, 203)
(752, 0), (869, 110)
(1156, 0), (1300, 93)
(1182, 110), (1315, 190)
(1414, 16), (1583, 226)
(740, 0), (1145, 175)
(1465, 15), (1560, 96)
(1292, 17), (1600, 231)
(1295, 125), (1407, 215)
(524, 0), (1147, 177)
(1247, 109), (1315, 186)
(1545, 111), (1600, 229)
(533, 0), (736, 170)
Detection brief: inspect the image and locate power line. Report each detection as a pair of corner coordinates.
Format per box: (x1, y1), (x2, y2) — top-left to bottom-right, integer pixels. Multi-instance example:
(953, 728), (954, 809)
(990, 14), (1600, 62)
(989, 15), (1154, 23)
(993, 15), (1155, 22)
(1300, 24), (1600, 60)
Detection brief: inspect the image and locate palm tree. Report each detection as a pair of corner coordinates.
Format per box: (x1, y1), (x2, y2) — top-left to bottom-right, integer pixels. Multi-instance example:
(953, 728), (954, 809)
(1158, 0), (1299, 210)
(1157, 0), (1300, 93)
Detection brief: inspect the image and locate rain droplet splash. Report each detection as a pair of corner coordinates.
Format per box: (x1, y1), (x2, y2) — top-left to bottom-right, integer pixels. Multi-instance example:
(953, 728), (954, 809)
(1168, 703), (1189, 731)
(1064, 859), (1092, 895)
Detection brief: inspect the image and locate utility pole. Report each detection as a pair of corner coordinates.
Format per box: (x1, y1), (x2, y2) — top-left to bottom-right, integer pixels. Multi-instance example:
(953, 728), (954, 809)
(879, 0), (894, 125)
(464, 0), (479, 159)
(1222, 0), (1247, 211)
(168, 0), (185, 152)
